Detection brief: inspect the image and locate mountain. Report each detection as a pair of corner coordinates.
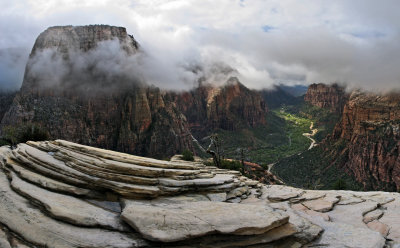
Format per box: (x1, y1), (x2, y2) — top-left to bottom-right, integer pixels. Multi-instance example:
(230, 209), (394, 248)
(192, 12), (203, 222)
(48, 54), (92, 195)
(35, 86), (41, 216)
(169, 78), (268, 137)
(259, 85), (300, 109)
(1, 25), (269, 158)
(304, 83), (347, 113)
(1, 25), (193, 158)
(278, 84), (308, 97)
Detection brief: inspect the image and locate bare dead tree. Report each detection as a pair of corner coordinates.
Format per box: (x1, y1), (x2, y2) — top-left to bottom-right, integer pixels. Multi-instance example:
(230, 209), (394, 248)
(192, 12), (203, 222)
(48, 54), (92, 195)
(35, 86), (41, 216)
(206, 134), (224, 168)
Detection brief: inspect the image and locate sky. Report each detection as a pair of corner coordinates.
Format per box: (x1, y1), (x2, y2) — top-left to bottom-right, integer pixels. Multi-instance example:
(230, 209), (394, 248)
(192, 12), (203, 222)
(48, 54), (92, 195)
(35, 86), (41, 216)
(1, 0), (400, 91)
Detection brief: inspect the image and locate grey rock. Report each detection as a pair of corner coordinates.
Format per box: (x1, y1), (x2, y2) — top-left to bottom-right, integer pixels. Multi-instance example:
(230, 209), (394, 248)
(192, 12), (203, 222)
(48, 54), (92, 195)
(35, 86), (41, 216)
(9, 171), (128, 231)
(121, 201), (289, 242)
(0, 169), (147, 248)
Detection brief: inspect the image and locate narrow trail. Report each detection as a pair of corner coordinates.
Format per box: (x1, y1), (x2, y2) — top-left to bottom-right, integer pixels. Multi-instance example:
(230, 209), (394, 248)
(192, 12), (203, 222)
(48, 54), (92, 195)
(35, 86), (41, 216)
(269, 121), (318, 173)
(302, 122), (318, 150)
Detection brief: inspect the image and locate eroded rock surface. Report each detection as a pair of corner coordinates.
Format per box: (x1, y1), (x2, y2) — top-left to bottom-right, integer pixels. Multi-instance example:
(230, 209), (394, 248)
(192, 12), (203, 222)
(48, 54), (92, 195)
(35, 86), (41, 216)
(1, 140), (400, 247)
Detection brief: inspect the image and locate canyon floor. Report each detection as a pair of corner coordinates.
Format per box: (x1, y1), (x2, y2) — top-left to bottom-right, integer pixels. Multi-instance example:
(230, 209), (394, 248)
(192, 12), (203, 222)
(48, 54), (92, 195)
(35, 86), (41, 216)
(0, 140), (399, 247)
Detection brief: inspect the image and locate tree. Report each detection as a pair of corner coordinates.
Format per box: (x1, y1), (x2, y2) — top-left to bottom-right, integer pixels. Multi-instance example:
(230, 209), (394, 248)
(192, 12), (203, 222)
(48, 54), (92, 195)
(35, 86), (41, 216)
(182, 149), (194, 161)
(206, 134), (224, 168)
(2, 126), (18, 146)
(236, 147), (248, 174)
(1, 123), (48, 147)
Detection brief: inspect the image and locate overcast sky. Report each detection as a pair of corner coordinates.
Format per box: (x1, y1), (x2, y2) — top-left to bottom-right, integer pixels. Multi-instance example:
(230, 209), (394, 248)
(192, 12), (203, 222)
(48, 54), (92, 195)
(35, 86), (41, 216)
(1, 0), (400, 91)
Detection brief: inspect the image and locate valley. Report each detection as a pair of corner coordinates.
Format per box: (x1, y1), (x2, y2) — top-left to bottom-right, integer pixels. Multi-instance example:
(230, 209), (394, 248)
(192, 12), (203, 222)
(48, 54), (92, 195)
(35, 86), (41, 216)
(198, 108), (313, 166)
(2, 1), (400, 247)
(0, 25), (399, 194)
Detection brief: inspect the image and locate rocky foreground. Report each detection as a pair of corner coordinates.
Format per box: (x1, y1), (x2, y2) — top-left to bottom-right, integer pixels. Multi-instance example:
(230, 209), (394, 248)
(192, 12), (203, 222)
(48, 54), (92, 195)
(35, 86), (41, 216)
(0, 141), (399, 247)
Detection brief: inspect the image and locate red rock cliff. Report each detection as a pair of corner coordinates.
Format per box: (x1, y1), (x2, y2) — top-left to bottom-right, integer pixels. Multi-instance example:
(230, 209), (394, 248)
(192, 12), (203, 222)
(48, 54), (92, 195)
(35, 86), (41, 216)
(169, 77), (268, 137)
(327, 91), (400, 191)
(304, 83), (347, 113)
(1, 25), (192, 158)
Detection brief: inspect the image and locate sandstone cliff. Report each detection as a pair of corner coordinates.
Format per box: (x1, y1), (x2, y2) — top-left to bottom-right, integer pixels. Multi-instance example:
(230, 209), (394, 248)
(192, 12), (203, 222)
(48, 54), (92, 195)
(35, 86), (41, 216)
(1, 25), (193, 158)
(0, 140), (399, 247)
(1, 25), (272, 158)
(304, 83), (347, 113)
(169, 77), (268, 137)
(328, 91), (400, 191)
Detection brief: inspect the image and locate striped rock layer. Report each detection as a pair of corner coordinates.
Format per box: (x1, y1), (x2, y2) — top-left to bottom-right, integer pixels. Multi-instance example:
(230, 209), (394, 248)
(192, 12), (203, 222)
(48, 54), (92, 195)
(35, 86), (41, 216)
(0, 140), (399, 247)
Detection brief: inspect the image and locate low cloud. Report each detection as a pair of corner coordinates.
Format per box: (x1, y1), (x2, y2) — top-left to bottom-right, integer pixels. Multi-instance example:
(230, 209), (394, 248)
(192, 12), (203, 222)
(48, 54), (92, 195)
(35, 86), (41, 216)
(26, 39), (237, 94)
(0, 48), (30, 92)
(1, 0), (400, 92)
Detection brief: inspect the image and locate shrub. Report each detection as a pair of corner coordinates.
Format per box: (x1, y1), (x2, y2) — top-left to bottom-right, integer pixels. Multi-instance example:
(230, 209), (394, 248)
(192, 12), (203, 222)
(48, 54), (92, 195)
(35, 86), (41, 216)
(2, 123), (48, 146)
(333, 178), (347, 190)
(219, 159), (242, 171)
(182, 149), (194, 161)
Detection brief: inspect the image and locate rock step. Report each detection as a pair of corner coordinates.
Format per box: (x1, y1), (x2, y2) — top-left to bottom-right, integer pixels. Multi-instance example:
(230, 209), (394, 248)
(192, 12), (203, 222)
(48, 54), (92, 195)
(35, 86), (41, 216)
(9, 143), (245, 199)
(0, 169), (148, 248)
(121, 201), (290, 243)
(9, 171), (128, 231)
(5, 159), (96, 197)
(22, 143), (202, 178)
(48, 140), (205, 170)
(13, 146), (164, 198)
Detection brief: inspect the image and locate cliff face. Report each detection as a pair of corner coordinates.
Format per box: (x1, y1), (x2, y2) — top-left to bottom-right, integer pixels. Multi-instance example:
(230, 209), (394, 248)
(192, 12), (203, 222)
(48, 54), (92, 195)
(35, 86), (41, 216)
(1, 25), (192, 158)
(304, 83), (347, 113)
(0, 91), (16, 122)
(328, 91), (400, 191)
(1, 25), (269, 158)
(170, 78), (268, 136)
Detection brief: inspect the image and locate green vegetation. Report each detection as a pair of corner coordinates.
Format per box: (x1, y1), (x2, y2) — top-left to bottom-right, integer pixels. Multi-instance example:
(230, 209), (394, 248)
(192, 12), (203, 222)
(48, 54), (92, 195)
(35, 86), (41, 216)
(333, 179), (347, 190)
(205, 159), (250, 177)
(200, 109), (312, 166)
(181, 149), (194, 161)
(0, 123), (48, 146)
(285, 103), (340, 142)
(272, 146), (362, 191)
(197, 102), (347, 191)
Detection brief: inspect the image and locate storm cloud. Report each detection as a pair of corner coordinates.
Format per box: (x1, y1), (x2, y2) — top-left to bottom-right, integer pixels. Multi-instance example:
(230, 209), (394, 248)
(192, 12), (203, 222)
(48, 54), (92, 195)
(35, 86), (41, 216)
(1, 0), (400, 92)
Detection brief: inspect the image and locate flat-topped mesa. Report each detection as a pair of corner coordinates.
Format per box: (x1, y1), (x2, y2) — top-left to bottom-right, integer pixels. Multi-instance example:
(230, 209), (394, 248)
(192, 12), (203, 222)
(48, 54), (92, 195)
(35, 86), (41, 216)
(31, 25), (138, 55)
(1, 25), (194, 158)
(1, 140), (400, 247)
(21, 25), (139, 92)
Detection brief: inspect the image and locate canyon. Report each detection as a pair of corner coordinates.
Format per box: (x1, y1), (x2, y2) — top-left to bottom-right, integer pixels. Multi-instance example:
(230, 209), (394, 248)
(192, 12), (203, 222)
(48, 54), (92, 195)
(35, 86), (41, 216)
(1, 24), (400, 194)
(304, 84), (400, 191)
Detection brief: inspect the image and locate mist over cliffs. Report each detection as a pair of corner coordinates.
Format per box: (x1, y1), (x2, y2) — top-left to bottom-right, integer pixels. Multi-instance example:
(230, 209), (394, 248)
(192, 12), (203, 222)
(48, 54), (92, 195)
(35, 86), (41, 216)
(2, 24), (400, 192)
(0, 25), (269, 158)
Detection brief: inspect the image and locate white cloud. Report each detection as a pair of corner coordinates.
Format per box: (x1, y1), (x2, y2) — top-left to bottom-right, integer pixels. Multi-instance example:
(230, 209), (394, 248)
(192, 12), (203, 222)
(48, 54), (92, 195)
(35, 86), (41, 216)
(1, 0), (400, 91)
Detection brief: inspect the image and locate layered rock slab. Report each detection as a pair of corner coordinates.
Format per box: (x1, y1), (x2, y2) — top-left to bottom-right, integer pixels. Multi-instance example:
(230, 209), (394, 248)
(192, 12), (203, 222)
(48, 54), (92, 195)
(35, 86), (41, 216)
(9, 171), (127, 231)
(2, 140), (400, 247)
(121, 201), (289, 242)
(0, 168), (147, 248)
